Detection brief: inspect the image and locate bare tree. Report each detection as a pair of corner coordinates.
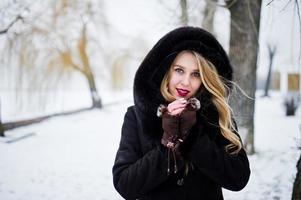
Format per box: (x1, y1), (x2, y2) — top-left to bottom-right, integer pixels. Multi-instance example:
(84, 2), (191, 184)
(202, 0), (217, 33)
(0, 0), (106, 109)
(226, 0), (262, 154)
(56, 22), (102, 108)
(263, 43), (277, 97)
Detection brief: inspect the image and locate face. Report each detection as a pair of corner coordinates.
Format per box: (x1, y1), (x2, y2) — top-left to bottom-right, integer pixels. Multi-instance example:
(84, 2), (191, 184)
(168, 52), (202, 99)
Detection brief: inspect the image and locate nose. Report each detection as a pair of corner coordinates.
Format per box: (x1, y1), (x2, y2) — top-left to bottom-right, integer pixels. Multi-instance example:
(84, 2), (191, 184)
(181, 74), (190, 86)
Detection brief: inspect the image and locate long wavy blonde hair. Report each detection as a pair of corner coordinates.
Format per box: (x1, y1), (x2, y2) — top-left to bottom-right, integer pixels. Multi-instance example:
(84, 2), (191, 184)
(160, 50), (242, 154)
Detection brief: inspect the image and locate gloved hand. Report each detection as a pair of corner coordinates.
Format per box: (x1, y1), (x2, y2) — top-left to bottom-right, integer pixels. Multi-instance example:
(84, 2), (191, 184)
(178, 98), (200, 141)
(178, 109), (197, 141)
(158, 98), (200, 174)
(161, 112), (179, 148)
(159, 98), (200, 148)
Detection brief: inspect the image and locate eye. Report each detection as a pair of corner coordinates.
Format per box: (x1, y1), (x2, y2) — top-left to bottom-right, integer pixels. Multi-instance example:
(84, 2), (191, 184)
(192, 71), (200, 78)
(174, 68), (184, 74)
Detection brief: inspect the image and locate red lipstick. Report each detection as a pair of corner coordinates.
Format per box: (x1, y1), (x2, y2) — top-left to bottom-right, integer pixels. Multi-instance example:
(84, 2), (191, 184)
(176, 88), (189, 97)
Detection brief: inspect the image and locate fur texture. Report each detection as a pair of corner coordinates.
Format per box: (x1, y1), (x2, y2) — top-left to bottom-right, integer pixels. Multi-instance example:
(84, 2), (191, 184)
(134, 26), (232, 114)
(133, 26), (231, 138)
(157, 98), (200, 117)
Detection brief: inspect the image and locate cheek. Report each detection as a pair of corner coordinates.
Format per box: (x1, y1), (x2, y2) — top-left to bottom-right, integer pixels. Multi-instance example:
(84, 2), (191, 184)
(168, 75), (179, 89)
(192, 80), (202, 92)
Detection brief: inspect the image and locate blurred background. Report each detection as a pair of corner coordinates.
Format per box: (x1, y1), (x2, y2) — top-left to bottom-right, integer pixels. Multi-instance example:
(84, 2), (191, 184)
(0, 0), (300, 199)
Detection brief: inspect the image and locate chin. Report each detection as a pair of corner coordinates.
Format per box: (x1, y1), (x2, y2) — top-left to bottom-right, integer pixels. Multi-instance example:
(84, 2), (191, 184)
(175, 95), (190, 99)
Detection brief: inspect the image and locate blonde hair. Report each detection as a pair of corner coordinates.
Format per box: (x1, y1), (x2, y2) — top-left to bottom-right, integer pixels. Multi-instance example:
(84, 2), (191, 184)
(160, 50), (242, 154)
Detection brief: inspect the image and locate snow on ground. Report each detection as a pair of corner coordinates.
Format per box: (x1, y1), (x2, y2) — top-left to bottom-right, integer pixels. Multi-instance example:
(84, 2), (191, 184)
(223, 92), (301, 199)
(0, 91), (300, 200)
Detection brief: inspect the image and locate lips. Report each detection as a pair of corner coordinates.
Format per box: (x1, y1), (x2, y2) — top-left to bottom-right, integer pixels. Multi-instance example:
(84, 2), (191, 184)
(176, 88), (190, 97)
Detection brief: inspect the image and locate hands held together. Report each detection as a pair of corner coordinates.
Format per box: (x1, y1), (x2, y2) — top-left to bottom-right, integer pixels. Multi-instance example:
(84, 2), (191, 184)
(158, 98), (200, 150)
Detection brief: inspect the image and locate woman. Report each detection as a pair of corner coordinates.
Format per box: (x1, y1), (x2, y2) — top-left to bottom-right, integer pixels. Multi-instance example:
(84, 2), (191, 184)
(112, 26), (250, 200)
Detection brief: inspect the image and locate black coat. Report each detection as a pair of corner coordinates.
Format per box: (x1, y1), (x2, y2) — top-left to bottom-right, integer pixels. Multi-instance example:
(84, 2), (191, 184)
(112, 27), (250, 200)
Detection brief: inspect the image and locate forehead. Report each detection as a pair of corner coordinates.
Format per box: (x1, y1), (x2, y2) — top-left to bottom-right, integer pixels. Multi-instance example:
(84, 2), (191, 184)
(173, 51), (198, 70)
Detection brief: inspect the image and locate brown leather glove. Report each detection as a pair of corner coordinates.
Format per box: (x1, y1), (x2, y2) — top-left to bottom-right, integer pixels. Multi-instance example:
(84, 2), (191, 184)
(158, 98), (200, 175)
(159, 98), (200, 148)
(178, 109), (197, 141)
(178, 98), (200, 141)
(161, 112), (179, 148)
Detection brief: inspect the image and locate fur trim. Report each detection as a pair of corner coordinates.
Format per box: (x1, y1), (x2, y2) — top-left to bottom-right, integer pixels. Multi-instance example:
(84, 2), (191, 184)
(156, 98), (200, 118)
(133, 26), (231, 138)
(187, 98), (201, 110)
(134, 26), (232, 117)
(157, 104), (167, 117)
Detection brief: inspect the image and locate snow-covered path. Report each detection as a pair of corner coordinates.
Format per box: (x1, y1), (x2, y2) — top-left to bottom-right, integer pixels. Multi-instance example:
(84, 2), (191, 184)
(0, 101), (132, 200)
(0, 92), (300, 200)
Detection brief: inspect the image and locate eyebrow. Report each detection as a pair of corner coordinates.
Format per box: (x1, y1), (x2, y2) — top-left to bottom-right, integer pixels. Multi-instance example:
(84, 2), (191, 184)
(173, 64), (199, 72)
(173, 64), (184, 68)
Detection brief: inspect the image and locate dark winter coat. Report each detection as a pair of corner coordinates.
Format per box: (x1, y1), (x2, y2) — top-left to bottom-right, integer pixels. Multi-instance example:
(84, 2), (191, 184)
(112, 26), (250, 200)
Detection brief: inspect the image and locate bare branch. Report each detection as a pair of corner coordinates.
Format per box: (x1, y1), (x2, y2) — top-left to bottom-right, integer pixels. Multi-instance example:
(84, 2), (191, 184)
(280, 0), (293, 12)
(225, 0), (239, 9)
(71, 62), (86, 75)
(267, 42), (277, 55)
(158, 0), (179, 17)
(266, 0), (276, 6)
(0, 1), (39, 35)
(0, 15), (23, 35)
(200, 0), (226, 8)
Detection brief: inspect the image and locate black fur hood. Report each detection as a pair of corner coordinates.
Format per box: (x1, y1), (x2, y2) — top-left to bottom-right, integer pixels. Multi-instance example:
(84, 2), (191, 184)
(133, 26), (233, 137)
(134, 26), (232, 114)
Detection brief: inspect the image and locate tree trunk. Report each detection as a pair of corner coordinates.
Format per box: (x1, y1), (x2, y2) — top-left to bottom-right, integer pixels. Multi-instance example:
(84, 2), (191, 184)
(86, 71), (102, 108)
(227, 0), (262, 154)
(0, 124), (4, 137)
(0, 101), (4, 137)
(78, 24), (102, 109)
(292, 152), (301, 200)
(202, 0), (217, 34)
(180, 0), (188, 25)
(263, 44), (276, 97)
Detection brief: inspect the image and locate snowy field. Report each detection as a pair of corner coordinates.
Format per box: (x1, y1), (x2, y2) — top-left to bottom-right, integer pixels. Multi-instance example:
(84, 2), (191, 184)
(0, 91), (300, 200)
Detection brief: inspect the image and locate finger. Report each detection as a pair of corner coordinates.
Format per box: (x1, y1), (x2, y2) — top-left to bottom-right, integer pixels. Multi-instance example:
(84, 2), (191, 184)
(173, 98), (187, 105)
(171, 109), (184, 116)
(170, 98), (187, 105)
(170, 107), (185, 116)
(168, 103), (183, 110)
(168, 104), (186, 113)
(168, 99), (187, 111)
